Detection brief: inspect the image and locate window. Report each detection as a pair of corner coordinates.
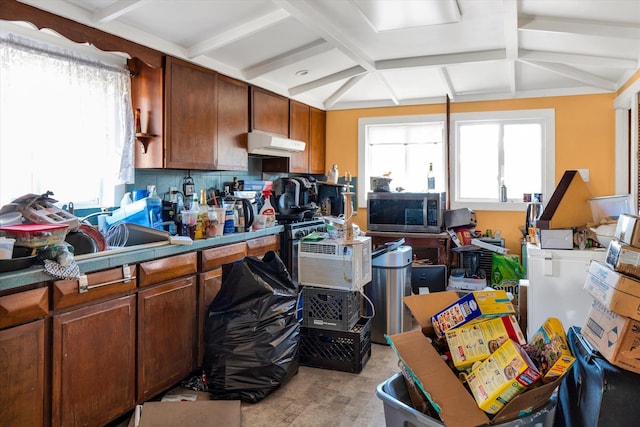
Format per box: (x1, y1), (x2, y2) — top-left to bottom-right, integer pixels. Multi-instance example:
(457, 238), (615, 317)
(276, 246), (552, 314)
(0, 26), (134, 209)
(450, 109), (555, 211)
(358, 109), (555, 211)
(358, 115), (446, 207)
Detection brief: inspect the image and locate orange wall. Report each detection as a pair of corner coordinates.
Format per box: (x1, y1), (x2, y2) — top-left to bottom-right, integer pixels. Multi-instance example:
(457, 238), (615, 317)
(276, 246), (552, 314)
(326, 93), (618, 256)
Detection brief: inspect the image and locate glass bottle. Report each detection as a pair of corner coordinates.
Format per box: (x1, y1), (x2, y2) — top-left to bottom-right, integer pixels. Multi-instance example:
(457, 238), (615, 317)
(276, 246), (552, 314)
(427, 162), (435, 192)
(196, 189), (209, 239)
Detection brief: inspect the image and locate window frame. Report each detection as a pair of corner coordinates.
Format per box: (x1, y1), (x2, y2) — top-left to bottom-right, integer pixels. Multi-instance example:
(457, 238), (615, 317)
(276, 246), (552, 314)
(358, 114), (447, 207)
(358, 109), (555, 212)
(449, 109), (555, 212)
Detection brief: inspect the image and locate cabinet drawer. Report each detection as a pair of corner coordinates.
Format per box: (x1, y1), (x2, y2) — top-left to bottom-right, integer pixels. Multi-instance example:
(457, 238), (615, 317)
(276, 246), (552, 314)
(138, 252), (198, 287)
(52, 264), (136, 310)
(0, 287), (48, 330)
(200, 242), (247, 271)
(246, 234), (279, 257)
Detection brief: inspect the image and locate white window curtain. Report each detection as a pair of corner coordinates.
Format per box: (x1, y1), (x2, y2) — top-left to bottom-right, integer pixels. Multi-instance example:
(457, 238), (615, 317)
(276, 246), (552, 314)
(0, 33), (135, 208)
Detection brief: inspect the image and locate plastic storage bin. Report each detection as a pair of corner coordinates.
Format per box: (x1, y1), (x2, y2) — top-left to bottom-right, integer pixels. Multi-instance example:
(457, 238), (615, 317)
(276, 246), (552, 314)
(589, 194), (633, 223)
(104, 197), (163, 230)
(0, 223), (69, 248)
(376, 372), (557, 427)
(301, 286), (361, 332)
(299, 317), (371, 373)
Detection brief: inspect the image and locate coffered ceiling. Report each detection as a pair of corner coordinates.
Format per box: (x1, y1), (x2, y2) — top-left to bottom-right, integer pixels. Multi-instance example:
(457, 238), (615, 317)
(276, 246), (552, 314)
(12, 0), (640, 110)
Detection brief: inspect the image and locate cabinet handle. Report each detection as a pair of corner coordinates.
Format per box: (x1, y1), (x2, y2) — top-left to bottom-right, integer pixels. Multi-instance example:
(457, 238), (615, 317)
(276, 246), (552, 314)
(78, 264), (135, 293)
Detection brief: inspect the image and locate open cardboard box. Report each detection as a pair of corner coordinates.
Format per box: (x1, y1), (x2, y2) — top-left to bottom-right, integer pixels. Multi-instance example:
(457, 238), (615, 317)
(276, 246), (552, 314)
(129, 386), (241, 427)
(387, 291), (561, 427)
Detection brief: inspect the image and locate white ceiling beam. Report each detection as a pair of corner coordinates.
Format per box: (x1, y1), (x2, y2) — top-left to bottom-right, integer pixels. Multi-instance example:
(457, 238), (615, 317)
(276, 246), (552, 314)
(502, 0), (518, 97)
(519, 49), (638, 69)
(92, 0), (148, 24)
(242, 40), (333, 80)
(520, 15), (640, 40)
(274, 0), (376, 72)
(520, 59), (617, 91)
(186, 9), (290, 58)
(438, 68), (455, 100)
(289, 66), (366, 96)
(372, 72), (399, 105)
(324, 73), (368, 109)
(376, 49), (505, 70)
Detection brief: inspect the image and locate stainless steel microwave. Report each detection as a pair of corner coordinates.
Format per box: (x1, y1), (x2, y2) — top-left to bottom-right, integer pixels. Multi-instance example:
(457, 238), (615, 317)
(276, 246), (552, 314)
(367, 192), (445, 233)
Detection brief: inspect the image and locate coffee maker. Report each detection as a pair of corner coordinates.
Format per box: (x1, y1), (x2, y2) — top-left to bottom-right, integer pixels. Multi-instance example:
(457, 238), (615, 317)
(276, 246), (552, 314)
(317, 182), (345, 216)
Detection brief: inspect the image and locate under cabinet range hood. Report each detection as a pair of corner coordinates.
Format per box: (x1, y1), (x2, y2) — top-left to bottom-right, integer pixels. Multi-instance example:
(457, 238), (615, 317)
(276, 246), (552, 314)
(247, 132), (305, 157)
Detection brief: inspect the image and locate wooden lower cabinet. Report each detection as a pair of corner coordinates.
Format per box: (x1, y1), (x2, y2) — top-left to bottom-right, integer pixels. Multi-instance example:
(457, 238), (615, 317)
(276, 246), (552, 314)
(51, 295), (136, 427)
(198, 268), (222, 366)
(137, 276), (197, 402)
(0, 319), (46, 427)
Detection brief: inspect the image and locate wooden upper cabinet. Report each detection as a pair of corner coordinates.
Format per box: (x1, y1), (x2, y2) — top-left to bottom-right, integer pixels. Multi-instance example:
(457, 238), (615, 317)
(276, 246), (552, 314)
(289, 100), (310, 173)
(216, 74), (249, 170)
(250, 86), (289, 137)
(164, 56), (218, 170)
(309, 107), (326, 174)
(132, 57), (249, 171)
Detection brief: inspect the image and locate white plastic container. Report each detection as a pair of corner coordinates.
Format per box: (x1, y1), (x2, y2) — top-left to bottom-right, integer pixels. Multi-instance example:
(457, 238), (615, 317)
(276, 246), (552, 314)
(589, 194), (633, 223)
(0, 237), (15, 259)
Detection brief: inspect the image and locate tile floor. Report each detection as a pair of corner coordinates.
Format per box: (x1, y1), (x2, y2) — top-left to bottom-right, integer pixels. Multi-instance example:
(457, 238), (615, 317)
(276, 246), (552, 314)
(240, 342), (401, 427)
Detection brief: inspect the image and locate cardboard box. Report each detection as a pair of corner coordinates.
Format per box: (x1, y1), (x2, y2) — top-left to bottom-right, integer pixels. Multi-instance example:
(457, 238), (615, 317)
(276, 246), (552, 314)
(582, 299), (640, 374)
(431, 290), (516, 337)
(614, 213), (640, 248)
(466, 339), (541, 415)
(605, 238), (640, 281)
(525, 317), (575, 383)
(137, 401), (241, 427)
(445, 315), (526, 371)
(584, 260), (640, 321)
(389, 292), (560, 427)
(540, 228), (573, 249)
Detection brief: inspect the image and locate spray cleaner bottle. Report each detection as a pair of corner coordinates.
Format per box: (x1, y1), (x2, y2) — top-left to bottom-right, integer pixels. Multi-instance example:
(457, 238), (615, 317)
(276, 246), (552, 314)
(259, 188), (276, 228)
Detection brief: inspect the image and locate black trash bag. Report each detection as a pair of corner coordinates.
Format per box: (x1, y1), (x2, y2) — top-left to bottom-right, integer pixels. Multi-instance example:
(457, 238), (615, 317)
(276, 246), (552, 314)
(203, 251), (300, 403)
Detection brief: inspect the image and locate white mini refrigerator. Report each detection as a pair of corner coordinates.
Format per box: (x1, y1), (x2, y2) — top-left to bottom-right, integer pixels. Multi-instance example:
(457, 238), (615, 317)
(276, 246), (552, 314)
(525, 243), (606, 339)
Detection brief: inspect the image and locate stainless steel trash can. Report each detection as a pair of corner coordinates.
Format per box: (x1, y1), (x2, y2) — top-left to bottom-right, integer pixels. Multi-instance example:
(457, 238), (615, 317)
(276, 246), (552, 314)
(370, 246), (413, 344)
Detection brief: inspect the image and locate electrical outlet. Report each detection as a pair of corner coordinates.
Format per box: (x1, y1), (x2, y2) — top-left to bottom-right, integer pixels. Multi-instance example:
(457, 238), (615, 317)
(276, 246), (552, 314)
(578, 169), (590, 182)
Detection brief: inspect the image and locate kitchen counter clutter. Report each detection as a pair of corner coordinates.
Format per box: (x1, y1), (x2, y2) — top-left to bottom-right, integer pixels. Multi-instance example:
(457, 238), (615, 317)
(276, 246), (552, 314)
(0, 225), (282, 291)
(0, 223), (282, 427)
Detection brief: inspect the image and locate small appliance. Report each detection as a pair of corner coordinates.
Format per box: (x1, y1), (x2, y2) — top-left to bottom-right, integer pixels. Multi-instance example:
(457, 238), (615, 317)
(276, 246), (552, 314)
(317, 182), (345, 217)
(298, 236), (372, 291)
(367, 192), (445, 233)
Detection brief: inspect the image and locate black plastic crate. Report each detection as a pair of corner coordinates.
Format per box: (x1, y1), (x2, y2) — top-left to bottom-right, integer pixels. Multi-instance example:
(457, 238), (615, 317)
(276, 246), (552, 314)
(301, 286), (361, 331)
(299, 317), (371, 373)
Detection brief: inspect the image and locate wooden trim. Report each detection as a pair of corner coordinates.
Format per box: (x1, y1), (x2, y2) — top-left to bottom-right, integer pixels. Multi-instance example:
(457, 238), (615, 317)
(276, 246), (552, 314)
(0, 0), (163, 68)
(0, 287), (48, 329)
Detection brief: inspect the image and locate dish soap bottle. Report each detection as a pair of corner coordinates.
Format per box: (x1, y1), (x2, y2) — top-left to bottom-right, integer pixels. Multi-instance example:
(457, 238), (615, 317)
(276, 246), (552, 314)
(259, 189), (276, 228)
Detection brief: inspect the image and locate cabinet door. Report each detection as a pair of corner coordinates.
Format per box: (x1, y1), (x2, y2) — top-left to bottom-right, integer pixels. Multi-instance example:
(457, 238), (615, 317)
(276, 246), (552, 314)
(309, 107), (326, 174)
(197, 268), (222, 366)
(130, 58), (163, 169)
(51, 295), (136, 427)
(0, 320), (46, 427)
(250, 86), (289, 136)
(289, 100), (310, 173)
(165, 56), (218, 170)
(216, 74), (249, 170)
(137, 276), (197, 401)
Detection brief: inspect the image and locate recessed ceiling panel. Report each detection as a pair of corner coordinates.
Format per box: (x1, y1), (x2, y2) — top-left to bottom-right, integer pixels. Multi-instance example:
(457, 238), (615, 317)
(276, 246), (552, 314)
(521, 0), (640, 24)
(520, 31), (639, 61)
(447, 62), (510, 95)
(204, 18), (321, 70)
(352, 0), (460, 31)
(379, 68), (447, 100)
(129, 1), (277, 47)
(256, 49), (358, 91)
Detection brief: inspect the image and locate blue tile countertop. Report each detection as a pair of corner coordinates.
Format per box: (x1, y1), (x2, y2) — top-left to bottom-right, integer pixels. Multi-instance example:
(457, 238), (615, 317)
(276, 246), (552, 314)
(0, 226), (283, 292)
